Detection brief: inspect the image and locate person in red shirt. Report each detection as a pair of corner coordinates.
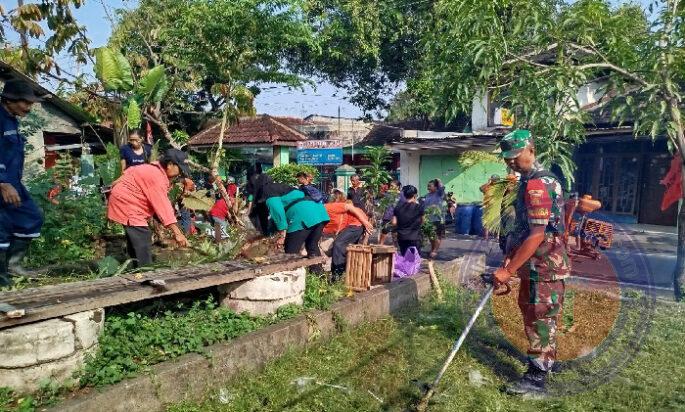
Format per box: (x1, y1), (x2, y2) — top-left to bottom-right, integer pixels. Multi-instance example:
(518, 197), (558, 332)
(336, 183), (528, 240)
(107, 149), (190, 267)
(324, 188), (374, 281)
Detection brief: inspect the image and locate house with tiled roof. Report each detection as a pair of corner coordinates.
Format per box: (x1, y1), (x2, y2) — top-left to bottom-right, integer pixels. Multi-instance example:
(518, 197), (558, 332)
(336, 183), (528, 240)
(188, 114), (308, 166)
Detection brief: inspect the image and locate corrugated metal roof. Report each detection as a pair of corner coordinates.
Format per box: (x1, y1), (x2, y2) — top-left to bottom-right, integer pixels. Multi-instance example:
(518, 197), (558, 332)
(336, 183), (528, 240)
(0, 61), (96, 125)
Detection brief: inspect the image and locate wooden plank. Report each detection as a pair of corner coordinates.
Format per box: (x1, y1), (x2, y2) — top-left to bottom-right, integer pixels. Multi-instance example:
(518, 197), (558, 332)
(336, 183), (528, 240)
(0, 255), (324, 329)
(0, 260), (262, 307)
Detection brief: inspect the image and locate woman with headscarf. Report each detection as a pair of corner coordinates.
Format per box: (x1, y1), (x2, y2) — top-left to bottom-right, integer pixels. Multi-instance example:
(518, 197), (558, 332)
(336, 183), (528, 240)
(254, 179), (330, 266)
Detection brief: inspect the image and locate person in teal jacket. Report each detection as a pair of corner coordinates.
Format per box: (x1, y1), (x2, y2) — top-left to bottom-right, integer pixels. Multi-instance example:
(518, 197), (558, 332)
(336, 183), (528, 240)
(255, 180), (330, 265)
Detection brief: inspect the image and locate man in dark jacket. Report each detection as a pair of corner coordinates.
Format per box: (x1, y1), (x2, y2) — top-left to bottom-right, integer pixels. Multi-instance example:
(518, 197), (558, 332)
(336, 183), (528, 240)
(347, 174), (365, 211)
(0, 80), (45, 286)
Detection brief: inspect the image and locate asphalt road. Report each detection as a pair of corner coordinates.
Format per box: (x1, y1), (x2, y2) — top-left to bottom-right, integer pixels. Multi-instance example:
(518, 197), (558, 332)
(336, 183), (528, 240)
(434, 225), (678, 291)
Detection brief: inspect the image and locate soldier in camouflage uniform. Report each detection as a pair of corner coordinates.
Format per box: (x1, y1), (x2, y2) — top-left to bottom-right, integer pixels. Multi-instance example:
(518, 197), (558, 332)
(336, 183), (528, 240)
(493, 129), (570, 396)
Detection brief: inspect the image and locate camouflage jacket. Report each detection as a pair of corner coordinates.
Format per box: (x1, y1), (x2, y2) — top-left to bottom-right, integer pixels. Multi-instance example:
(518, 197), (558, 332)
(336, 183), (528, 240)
(508, 164), (570, 281)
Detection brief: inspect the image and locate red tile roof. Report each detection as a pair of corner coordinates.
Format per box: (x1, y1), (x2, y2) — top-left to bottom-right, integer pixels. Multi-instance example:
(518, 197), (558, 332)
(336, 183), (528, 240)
(188, 115), (308, 147)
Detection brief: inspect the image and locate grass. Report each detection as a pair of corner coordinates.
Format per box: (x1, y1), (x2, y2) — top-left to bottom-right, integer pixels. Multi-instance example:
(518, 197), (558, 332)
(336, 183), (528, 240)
(167, 283), (685, 412)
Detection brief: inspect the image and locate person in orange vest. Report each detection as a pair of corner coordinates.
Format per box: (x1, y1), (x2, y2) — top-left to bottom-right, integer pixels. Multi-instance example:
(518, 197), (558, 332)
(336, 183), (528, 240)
(324, 188), (374, 281)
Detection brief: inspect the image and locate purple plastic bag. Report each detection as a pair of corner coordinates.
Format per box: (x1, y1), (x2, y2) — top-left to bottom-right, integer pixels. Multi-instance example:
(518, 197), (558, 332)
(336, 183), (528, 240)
(393, 247), (422, 278)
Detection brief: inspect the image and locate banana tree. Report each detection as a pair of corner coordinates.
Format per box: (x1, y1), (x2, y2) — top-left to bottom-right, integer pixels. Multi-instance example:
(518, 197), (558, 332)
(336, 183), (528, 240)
(94, 47), (171, 147)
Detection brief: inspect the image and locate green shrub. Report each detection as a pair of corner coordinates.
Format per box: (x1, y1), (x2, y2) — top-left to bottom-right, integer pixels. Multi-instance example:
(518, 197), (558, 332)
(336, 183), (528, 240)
(25, 172), (111, 267)
(79, 297), (266, 387)
(79, 274), (346, 388)
(266, 164), (319, 186)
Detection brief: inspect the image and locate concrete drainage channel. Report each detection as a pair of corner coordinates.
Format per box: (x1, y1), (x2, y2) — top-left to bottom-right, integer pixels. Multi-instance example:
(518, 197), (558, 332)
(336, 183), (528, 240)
(48, 261), (459, 412)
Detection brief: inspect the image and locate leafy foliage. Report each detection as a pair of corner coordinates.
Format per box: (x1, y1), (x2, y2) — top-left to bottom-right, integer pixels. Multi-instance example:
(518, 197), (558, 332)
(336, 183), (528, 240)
(125, 98), (141, 130)
(296, 0), (435, 112)
(109, 0), (314, 133)
(482, 178), (519, 236)
(93, 47), (173, 145)
(94, 143), (122, 186)
(181, 191), (215, 212)
(137, 65), (168, 103)
(78, 297), (265, 387)
(25, 172), (109, 267)
(421, 220), (437, 243)
(456, 150), (501, 170)
(266, 164), (319, 186)
(394, 0), (659, 185)
(78, 274), (344, 388)
(361, 146), (392, 196)
(303, 274), (346, 311)
(1, 0), (90, 75)
(94, 47), (134, 92)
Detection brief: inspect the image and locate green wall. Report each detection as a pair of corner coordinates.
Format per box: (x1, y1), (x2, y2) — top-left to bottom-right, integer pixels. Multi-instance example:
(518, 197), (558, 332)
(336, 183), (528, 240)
(418, 155), (507, 203)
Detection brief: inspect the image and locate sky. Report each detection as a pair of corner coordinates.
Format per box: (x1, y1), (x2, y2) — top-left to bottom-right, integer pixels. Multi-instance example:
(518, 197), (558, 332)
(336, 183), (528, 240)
(3, 0), (652, 119)
(3, 0), (365, 119)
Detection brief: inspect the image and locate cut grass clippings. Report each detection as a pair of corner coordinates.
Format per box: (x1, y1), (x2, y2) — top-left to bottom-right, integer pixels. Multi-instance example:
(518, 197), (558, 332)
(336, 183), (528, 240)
(168, 284), (685, 412)
(492, 282), (621, 360)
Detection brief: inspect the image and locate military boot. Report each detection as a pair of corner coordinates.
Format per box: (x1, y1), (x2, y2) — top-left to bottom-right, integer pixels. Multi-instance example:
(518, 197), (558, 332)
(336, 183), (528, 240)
(0, 250), (11, 287)
(7, 238), (32, 278)
(505, 362), (548, 397)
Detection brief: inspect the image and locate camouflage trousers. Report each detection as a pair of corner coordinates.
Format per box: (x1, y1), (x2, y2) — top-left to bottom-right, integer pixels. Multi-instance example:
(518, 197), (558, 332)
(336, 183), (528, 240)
(517, 274), (565, 372)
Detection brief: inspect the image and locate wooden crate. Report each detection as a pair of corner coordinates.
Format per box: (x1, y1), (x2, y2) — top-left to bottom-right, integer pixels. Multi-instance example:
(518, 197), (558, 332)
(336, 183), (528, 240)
(345, 245), (396, 292)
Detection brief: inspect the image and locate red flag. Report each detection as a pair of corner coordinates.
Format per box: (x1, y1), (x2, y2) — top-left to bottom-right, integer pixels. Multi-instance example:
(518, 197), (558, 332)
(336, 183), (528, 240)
(660, 152), (683, 211)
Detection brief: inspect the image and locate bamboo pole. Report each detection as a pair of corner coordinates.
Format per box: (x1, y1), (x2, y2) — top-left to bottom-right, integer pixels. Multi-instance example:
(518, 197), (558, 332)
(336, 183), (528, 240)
(427, 260), (444, 302)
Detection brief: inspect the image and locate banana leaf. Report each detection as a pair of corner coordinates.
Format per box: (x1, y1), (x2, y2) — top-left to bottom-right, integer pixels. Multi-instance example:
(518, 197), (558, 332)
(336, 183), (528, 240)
(182, 190), (215, 211)
(94, 47), (133, 92)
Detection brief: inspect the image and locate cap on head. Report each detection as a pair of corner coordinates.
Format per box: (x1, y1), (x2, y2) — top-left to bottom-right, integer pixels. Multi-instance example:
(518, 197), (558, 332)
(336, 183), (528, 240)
(162, 148), (191, 177)
(1, 79), (45, 103)
(500, 129), (532, 159)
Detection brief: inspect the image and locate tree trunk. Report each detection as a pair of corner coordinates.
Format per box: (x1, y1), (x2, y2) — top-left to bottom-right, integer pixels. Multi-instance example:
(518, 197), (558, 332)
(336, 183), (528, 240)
(675, 195), (685, 301)
(668, 99), (685, 301)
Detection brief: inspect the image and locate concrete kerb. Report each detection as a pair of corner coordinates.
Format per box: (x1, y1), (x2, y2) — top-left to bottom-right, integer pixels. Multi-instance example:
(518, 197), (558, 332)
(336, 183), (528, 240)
(51, 264), (448, 412)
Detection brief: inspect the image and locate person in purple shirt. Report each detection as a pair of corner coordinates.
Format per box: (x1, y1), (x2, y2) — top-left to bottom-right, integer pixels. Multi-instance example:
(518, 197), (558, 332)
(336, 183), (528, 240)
(422, 178), (446, 259)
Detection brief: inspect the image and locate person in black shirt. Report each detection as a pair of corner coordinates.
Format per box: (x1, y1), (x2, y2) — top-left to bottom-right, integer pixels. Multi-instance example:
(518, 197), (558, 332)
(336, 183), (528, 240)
(119, 129), (152, 172)
(392, 185), (424, 255)
(347, 174), (365, 210)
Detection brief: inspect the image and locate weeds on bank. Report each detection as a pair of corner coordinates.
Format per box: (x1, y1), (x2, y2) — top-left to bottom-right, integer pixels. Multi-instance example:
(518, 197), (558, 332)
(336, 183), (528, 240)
(0, 274), (347, 412)
(80, 273), (344, 388)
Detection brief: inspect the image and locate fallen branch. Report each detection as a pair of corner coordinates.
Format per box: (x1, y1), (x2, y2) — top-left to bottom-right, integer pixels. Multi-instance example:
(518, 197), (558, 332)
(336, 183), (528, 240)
(427, 260), (444, 302)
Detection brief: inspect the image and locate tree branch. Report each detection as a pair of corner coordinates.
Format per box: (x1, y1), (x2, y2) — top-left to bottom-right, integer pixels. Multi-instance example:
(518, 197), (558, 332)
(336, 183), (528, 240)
(502, 43), (559, 66)
(574, 63), (651, 88)
(144, 113), (179, 148)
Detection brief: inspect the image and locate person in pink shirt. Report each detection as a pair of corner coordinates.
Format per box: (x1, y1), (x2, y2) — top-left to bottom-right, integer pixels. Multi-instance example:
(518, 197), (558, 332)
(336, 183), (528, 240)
(107, 149), (190, 267)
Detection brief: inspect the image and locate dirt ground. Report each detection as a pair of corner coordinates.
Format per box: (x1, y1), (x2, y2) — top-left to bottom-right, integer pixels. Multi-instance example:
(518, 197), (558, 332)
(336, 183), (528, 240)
(492, 282), (621, 361)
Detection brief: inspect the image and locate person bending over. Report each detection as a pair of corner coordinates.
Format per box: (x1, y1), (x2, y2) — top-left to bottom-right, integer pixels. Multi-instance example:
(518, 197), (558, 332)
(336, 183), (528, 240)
(107, 149), (190, 267)
(324, 188), (374, 281)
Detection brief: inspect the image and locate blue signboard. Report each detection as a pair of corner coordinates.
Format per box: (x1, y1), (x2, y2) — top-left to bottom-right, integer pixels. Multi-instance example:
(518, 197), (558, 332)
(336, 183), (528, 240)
(297, 148), (343, 165)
